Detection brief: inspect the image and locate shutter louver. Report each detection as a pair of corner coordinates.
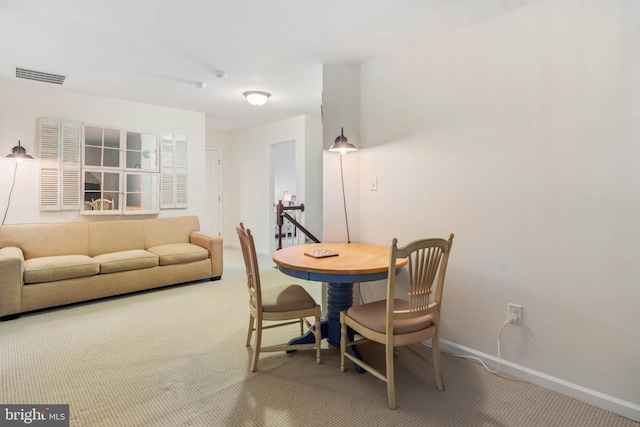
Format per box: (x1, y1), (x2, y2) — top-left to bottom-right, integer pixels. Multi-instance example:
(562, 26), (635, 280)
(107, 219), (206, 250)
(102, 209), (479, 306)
(62, 123), (80, 162)
(60, 121), (81, 210)
(159, 134), (188, 209)
(61, 169), (80, 208)
(39, 119), (81, 211)
(40, 122), (59, 159)
(40, 169), (59, 209)
(176, 173), (188, 205)
(174, 136), (188, 208)
(39, 119), (61, 210)
(161, 174), (174, 205)
(160, 134), (174, 209)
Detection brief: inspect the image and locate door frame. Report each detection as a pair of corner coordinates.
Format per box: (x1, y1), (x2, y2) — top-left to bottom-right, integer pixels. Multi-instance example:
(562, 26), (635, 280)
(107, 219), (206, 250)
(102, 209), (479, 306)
(205, 148), (222, 236)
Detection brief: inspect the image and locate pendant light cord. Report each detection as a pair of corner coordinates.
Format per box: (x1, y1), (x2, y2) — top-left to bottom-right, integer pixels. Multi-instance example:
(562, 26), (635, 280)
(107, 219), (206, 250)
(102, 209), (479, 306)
(2, 161), (18, 225)
(339, 154), (351, 243)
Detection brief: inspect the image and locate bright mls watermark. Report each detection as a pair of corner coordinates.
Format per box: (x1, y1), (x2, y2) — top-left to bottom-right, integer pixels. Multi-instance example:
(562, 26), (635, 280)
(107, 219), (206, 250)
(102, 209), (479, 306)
(1, 405), (69, 426)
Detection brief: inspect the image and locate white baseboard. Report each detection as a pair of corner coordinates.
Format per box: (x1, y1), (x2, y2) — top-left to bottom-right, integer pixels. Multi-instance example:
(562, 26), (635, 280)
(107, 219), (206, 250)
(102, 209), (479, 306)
(435, 339), (640, 423)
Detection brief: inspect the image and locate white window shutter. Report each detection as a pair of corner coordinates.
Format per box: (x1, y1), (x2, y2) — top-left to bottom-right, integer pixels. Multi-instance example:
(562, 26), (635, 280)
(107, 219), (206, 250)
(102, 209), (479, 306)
(159, 134), (188, 209)
(39, 118), (61, 210)
(160, 134), (175, 209)
(174, 135), (188, 208)
(60, 121), (81, 210)
(39, 169), (59, 210)
(39, 119), (81, 211)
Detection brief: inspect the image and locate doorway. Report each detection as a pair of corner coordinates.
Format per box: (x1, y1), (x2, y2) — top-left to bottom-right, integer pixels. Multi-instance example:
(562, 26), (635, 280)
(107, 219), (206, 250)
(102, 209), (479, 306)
(271, 141), (296, 251)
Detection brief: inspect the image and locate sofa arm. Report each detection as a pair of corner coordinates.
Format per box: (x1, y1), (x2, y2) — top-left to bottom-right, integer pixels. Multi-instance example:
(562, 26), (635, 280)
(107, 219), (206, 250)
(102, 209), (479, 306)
(190, 232), (223, 280)
(0, 247), (25, 319)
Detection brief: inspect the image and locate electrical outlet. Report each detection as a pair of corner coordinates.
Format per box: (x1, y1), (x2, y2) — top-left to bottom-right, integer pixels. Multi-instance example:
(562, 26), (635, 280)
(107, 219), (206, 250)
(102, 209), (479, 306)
(508, 303), (522, 325)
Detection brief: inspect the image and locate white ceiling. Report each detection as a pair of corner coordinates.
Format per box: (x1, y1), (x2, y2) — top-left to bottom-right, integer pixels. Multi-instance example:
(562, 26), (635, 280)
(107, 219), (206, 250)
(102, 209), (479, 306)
(0, 0), (540, 132)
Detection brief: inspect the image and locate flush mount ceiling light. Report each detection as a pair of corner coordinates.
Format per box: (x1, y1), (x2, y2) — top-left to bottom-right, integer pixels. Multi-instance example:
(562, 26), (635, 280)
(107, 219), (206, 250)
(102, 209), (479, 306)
(243, 91), (271, 106)
(195, 81), (207, 89)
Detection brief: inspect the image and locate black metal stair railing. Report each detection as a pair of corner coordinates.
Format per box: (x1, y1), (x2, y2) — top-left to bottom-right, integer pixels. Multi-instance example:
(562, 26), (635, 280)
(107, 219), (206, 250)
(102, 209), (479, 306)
(275, 200), (320, 250)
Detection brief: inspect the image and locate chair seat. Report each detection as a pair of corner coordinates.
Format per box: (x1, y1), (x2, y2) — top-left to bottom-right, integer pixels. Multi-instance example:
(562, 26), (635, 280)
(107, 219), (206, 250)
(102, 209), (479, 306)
(237, 222), (322, 372)
(346, 299), (433, 334)
(340, 234), (454, 409)
(261, 285), (317, 312)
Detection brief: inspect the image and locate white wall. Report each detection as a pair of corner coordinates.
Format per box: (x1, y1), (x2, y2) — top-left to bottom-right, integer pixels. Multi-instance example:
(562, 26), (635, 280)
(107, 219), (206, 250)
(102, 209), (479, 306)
(273, 141), (297, 207)
(322, 65), (361, 243)
(220, 114), (322, 255)
(323, 0), (639, 419)
(0, 79), (206, 224)
(205, 128), (228, 151)
(303, 116), (324, 243)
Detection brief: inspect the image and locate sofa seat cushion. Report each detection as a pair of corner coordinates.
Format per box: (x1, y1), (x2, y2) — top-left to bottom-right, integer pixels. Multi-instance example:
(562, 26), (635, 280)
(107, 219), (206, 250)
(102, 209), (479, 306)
(24, 255), (100, 284)
(93, 250), (159, 274)
(147, 243), (209, 266)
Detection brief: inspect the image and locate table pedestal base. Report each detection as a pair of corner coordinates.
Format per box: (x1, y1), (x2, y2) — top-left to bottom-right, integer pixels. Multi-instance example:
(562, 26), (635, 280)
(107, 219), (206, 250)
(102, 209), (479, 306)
(287, 282), (364, 372)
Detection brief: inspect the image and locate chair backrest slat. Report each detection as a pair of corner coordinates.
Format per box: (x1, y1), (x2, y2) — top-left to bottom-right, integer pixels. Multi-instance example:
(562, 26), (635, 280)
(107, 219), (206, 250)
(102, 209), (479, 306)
(236, 223), (262, 310)
(388, 234), (454, 321)
(407, 246), (444, 311)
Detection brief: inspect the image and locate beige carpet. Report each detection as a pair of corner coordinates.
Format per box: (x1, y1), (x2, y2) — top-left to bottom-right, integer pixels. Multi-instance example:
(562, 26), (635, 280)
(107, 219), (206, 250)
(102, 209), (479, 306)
(1, 248), (637, 427)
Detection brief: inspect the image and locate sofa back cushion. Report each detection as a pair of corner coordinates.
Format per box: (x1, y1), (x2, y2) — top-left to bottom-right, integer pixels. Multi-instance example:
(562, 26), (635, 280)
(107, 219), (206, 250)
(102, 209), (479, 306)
(141, 216), (200, 249)
(0, 222), (90, 260)
(88, 220), (145, 257)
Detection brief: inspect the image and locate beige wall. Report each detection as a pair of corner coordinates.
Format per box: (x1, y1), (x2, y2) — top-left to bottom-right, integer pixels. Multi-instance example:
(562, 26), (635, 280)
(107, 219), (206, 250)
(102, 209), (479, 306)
(323, 0), (640, 419)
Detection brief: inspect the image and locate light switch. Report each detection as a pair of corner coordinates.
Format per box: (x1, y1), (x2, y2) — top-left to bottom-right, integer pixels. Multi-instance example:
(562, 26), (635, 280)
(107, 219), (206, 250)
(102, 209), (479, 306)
(370, 176), (378, 191)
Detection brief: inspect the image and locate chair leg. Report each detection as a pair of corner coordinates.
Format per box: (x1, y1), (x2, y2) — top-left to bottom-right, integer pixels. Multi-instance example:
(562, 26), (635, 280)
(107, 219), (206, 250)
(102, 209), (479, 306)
(250, 320), (262, 372)
(314, 313), (322, 364)
(386, 343), (397, 409)
(432, 334), (445, 391)
(339, 312), (346, 372)
(246, 315), (254, 346)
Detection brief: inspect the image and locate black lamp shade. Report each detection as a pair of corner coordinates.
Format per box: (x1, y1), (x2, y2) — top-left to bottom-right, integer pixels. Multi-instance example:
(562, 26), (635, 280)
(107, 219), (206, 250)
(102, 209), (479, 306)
(5, 141), (34, 160)
(328, 128), (357, 153)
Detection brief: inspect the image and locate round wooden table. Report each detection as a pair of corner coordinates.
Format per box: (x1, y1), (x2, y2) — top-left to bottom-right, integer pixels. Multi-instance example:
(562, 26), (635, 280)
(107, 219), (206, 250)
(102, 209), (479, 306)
(273, 242), (408, 347)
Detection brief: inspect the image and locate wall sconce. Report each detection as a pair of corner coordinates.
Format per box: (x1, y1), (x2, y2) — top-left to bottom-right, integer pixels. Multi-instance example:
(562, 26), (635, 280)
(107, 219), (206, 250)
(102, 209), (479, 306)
(3, 140), (34, 225)
(243, 91), (271, 106)
(328, 128), (357, 243)
(328, 128), (357, 155)
(5, 140), (34, 162)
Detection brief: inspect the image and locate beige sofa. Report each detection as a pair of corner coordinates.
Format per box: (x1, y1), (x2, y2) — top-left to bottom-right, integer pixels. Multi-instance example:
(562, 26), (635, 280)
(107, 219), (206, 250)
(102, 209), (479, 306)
(0, 215), (222, 320)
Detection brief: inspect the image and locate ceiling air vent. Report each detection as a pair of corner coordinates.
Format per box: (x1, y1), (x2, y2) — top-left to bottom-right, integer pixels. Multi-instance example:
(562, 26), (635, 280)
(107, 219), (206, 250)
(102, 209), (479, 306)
(16, 67), (66, 85)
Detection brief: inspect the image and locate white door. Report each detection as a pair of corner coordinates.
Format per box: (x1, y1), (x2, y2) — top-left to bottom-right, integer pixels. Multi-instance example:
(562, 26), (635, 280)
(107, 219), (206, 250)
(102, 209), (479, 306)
(204, 149), (222, 235)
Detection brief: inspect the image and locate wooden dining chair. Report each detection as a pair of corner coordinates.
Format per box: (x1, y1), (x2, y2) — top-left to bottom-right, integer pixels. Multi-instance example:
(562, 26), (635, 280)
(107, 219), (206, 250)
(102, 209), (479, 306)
(340, 234), (454, 409)
(91, 198), (114, 210)
(236, 223), (322, 372)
